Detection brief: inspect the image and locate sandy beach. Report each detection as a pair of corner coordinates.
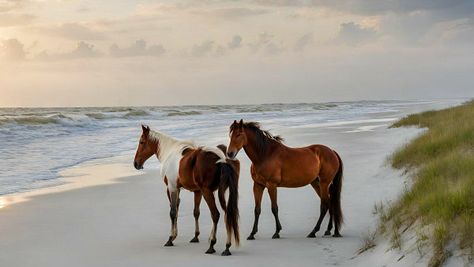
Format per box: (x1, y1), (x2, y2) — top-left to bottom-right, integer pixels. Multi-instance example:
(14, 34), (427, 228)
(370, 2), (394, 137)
(0, 112), (428, 267)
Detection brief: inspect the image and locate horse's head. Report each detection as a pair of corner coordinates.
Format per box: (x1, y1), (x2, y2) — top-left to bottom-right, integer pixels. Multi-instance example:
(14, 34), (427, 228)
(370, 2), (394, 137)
(133, 125), (157, 170)
(227, 119), (247, 159)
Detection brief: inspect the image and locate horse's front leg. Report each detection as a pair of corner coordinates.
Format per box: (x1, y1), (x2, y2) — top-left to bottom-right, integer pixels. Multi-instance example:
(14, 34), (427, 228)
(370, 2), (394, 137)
(248, 182), (265, 240)
(202, 189), (220, 254)
(190, 191), (202, 243)
(267, 183), (282, 239)
(164, 188), (180, 246)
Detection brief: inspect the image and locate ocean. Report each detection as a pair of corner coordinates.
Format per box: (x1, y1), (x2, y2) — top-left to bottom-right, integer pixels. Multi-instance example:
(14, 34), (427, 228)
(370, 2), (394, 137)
(0, 100), (463, 195)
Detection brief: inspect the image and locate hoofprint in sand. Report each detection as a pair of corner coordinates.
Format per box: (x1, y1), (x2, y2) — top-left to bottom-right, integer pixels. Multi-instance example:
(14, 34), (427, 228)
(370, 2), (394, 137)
(0, 116), (434, 267)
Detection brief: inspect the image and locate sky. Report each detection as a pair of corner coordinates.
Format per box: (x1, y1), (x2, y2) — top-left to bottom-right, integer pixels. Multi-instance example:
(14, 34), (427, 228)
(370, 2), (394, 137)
(0, 0), (473, 107)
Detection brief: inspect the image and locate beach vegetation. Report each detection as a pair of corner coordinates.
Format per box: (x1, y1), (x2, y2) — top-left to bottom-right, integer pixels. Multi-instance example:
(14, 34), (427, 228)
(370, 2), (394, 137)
(380, 100), (474, 267)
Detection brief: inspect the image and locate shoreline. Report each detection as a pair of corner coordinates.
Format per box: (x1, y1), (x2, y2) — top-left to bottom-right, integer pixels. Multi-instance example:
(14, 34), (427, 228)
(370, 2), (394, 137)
(0, 155), (138, 211)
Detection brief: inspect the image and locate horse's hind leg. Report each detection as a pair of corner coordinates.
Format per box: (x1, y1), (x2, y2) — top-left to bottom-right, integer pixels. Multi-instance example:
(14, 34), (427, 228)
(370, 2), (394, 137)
(248, 182), (265, 240)
(190, 191), (202, 243)
(267, 183), (282, 239)
(307, 182), (330, 238)
(202, 189), (220, 254)
(310, 180), (333, 236)
(165, 189), (180, 246)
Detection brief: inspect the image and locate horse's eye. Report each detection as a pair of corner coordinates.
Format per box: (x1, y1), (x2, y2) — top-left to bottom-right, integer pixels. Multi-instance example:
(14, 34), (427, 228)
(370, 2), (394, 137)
(140, 141), (145, 145)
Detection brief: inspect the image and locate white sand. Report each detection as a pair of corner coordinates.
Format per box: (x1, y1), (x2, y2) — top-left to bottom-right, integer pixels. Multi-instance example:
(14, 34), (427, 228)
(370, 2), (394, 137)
(0, 120), (424, 267)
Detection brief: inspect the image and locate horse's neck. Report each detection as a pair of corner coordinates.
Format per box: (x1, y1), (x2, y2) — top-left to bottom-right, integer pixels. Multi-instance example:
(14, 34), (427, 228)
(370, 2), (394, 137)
(243, 145), (261, 164)
(150, 130), (192, 161)
(243, 131), (278, 164)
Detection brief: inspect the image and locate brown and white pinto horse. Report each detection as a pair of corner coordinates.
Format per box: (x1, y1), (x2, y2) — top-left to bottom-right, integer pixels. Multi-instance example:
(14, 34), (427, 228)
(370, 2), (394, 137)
(134, 125), (240, 256)
(227, 120), (343, 240)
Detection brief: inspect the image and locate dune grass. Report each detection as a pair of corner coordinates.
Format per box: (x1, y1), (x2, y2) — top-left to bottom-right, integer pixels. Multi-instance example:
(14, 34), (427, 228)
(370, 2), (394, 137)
(380, 100), (474, 267)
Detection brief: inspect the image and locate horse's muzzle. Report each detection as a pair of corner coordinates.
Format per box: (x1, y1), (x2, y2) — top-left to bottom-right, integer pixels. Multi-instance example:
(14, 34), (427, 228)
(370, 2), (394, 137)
(227, 151), (237, 159)
(134, 161), (143, 170)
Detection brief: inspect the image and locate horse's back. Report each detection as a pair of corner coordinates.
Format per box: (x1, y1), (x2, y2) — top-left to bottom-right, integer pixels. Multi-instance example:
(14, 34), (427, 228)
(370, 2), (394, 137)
(263, 144), (338, 187)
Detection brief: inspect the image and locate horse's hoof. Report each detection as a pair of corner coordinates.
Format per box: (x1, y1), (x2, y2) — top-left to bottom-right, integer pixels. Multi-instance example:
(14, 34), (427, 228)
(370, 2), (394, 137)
(247, 235), (255, 240)
(324, 231), (331, 236)
(221, 249), (232, 256)
(333, 233), (342, 238)
(164, 240), (174, 247)
(190, 237), (199, 243)
(307, 233), (316, 238)
(272, 233), (280, 239)
(205, 247), (216, 254)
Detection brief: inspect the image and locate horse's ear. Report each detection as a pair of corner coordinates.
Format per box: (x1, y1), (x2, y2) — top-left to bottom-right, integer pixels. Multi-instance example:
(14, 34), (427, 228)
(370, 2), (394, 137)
(233, 120), (237, 124)
(141, 124), (150, 135)
(239, 119), (243, 127)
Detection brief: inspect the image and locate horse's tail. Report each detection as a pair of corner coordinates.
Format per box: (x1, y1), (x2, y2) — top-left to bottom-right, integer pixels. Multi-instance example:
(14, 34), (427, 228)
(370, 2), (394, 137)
(218, 160), (240, 246)
(331, 151), (344, 230)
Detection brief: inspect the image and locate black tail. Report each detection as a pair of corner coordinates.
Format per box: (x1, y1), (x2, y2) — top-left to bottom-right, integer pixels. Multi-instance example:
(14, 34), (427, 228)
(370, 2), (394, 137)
(331, 151), (344, 231)
(218, 160), (240, 246)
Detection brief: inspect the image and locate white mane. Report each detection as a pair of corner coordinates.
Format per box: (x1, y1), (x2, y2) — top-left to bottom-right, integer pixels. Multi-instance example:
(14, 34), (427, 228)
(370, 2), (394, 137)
(148, 130), (197, 161)
(148, 129), (226, 163)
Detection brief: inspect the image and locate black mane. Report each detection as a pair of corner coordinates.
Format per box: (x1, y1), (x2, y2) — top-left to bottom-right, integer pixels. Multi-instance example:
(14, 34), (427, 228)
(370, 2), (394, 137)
(230, 121), (284, 156)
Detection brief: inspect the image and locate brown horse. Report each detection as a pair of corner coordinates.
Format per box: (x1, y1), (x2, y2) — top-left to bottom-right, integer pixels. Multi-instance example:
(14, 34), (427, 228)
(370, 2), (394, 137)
(134, 125), (240, 256)
(226, 120), (343, 240)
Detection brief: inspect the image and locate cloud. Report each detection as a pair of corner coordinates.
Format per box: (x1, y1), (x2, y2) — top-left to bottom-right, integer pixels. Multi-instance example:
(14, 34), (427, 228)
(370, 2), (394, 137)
(0, 13), (35, 27)
(228, 35), (242, 49)
(36, 41), (101, 60)
(33, 23), (105, 40)
(0, 38), (26, 60)
(294, 33), (313, 51)
(110, 39), (165, 57)
(76, 6), (92, 13)
(248, 32), (285, 55)
(191, 40), (215, 57)
(192, 7), (270, 18)
(0, 0), (27, 13)
(335, 22), (377, 45)
(253, 0), (474, 16)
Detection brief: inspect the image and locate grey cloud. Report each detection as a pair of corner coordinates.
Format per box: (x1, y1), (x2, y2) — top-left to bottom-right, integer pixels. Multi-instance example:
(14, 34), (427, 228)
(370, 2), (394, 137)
(191, 40), (215, 57)
(248, 32), (284, 55)
(197, 7), (269, 18)
(67, 41), (101, 58)
(248, 32), (273, 52)
(0, 38), (26, 60)
(335, 22), (377, 45)
(254, 0), (474, 16)
(294, 33), (313, 51)
(34, 23), (105, 40)
(253, 0), (474, 45)
(443, 19), (474, 45)
(36, 41), (101, 60)
(228, 35), (242, 49)
(110, 39), (165, 57)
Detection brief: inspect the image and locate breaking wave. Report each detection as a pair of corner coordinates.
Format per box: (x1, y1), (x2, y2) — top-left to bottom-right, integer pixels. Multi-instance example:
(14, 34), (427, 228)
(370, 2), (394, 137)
(167, 110), (202, 117)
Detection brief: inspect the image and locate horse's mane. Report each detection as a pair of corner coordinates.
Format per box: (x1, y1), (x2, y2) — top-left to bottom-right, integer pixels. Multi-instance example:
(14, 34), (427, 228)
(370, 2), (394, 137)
(230, 121), (284, 156)
(148, 129), (196, 160)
